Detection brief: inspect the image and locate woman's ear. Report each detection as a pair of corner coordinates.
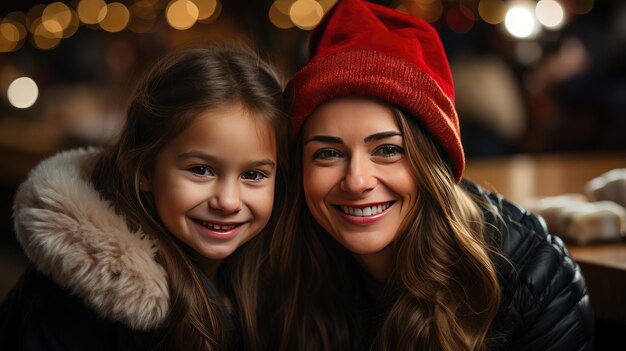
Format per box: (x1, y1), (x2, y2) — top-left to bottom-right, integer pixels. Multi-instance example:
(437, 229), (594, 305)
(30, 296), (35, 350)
(140, 175), (152, 192)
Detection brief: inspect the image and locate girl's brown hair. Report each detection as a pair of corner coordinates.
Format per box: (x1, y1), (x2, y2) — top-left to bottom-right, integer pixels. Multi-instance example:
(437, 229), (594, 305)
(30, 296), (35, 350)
(268, 103), (500, 350)
(91, 46), (288, 350)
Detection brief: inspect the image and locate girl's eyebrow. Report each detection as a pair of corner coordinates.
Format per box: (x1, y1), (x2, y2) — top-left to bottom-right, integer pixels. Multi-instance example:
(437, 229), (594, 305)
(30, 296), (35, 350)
(177, 151), (217, 162)
(247, 160), (276, 169)
(177, 151), (276, 169)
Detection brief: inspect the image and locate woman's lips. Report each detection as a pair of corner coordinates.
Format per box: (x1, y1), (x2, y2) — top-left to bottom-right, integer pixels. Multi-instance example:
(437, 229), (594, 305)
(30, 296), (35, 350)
(334, 201), (394, 225)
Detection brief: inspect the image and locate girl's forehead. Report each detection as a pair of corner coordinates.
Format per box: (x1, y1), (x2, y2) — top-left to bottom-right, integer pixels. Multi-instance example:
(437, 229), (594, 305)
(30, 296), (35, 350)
(165, 107), (276, 155)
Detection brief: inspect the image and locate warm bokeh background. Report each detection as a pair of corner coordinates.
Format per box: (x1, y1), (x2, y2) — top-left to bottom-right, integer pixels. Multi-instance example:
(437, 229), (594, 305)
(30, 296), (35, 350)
(2, 0), (625, 345)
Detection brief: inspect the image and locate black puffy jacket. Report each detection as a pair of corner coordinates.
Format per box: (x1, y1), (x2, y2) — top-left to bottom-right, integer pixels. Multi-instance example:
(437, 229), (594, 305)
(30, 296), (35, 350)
(464, 180), (594, 350)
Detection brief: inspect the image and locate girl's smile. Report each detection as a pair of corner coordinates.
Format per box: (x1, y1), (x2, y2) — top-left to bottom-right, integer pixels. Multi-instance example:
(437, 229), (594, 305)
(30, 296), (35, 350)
(141, 103), (277, 268)
(190, 218), (246, 240)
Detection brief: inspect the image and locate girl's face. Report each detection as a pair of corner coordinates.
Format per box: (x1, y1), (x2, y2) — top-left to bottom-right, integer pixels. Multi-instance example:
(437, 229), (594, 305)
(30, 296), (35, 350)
(302, 98), (417, 267)
(142, 104), (276, 271)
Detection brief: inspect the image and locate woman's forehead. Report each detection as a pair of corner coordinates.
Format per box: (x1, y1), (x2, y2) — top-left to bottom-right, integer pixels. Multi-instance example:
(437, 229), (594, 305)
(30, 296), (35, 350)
(303, 98), (399, 137)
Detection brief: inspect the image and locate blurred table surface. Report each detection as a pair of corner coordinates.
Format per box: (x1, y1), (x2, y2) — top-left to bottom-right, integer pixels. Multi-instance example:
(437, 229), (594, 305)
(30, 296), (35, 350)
(465, 152), (626, 325)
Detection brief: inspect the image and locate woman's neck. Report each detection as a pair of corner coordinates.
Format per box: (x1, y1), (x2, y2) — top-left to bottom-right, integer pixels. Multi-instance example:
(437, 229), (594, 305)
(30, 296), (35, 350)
(354, 244), (395, 284)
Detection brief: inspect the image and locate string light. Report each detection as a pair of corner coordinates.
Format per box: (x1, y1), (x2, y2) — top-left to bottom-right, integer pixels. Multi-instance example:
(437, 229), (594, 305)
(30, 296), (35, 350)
(289, 0), (324, 30)
(505, 2), (540, 39)
(99, 3), (131, 32)
(0, 0), (596, 53)
(166, 0), (199, 30)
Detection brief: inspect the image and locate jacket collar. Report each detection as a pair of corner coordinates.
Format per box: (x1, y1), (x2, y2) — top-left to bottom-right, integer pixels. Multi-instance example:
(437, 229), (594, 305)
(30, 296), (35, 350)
(13, 148), (169, 330)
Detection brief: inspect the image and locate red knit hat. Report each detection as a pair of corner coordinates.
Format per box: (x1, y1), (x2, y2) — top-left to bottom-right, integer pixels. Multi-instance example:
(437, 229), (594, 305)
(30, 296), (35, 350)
(285, 0), (464, 182)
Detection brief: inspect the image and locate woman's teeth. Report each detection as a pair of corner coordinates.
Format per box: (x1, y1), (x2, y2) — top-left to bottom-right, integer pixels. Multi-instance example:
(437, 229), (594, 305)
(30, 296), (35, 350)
(340, 202), (391, 217)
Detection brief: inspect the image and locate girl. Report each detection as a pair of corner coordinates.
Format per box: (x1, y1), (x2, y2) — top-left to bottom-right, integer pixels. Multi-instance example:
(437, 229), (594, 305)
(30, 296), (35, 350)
(0, 46), (288, 350)
(267, 0), (594, 350)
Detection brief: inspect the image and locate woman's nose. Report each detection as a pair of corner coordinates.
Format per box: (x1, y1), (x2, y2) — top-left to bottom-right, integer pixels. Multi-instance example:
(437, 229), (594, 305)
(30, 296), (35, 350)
(340, 155), (377, 195)
(209, 180), (242, 213)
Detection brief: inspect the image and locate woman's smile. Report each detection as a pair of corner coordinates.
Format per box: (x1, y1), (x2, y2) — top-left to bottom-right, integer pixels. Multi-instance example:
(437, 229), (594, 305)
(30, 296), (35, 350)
(334, 201), (395, 225)
(302, 98), (417, 258)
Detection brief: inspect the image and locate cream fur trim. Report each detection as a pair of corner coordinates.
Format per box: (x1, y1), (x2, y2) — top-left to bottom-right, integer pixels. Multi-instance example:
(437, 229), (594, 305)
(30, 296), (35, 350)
(13, 148), (169, 330)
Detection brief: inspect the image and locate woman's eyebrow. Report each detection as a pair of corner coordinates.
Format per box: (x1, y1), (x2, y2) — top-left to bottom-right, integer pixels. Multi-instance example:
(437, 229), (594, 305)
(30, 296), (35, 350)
(364, 131), (402, 143)
(304, 135), (343, 144)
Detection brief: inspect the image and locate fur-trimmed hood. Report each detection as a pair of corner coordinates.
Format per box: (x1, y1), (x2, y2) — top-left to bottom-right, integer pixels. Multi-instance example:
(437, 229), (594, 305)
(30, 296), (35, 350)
(12, 148), (169, 330)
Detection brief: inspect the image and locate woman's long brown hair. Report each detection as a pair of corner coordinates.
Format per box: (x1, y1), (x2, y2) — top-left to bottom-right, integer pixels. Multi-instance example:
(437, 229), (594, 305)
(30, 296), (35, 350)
(90, 46), (289, 350)
(268, 104), (500, 350)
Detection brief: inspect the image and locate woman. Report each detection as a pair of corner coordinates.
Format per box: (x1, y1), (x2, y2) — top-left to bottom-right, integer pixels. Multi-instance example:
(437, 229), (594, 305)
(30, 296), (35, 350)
(267, 0), (594, 350)
(0, 46), (288, 350)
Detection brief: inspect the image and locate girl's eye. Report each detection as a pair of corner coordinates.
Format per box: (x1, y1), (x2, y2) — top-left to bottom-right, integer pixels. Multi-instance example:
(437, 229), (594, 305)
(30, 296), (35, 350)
(374, 145), (404, 158)
(188, 166), (213, 177)
(242, 170), (267, 181)
(313, 149), (342, 160)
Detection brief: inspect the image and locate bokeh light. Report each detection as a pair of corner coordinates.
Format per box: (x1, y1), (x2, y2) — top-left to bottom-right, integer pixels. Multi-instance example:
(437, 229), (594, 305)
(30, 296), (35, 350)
(31, 18), (63, 50)
(289, 0), (324, 30)
(447, 4), (474, 34)
(568, 0), (594, 15)
(166, 0), (199, 30)
(77, 0), (108, 25)
(61, 9), (80, 39)
(536, 0), (565, 29)
(130, 0), (159, 20)
(7, 77), (39, 109)
(99, 3), (131, 33)
(504, 2), (540, 39)
(197, 0), (221, 24)
(269, 2), (294, 29)
(318, 0), (339, 12)
(398, 0), (444, 23)
(190, 0), (218, 20)
(478, 0), (506, 25)
(273, 0), (293, 15)
(0, 20), (25, 52)
(42, 2), (73, 34)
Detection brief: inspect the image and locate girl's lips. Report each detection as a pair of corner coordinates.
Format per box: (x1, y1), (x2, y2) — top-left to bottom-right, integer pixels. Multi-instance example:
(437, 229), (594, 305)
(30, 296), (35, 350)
(191, 218), (244, 240)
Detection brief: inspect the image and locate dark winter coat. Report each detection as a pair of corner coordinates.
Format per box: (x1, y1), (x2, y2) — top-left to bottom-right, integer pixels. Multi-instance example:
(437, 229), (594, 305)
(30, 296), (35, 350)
(0, 149), (230, 350)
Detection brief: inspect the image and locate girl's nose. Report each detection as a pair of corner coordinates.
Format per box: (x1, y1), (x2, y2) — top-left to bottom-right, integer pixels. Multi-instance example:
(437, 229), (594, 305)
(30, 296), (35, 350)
(209, 180), (242, 213)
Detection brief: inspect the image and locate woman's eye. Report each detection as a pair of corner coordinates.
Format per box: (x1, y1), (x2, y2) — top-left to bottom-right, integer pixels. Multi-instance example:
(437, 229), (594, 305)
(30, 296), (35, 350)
(242, 170), (267, 181)
(313, 149), (342, 160)
(374, 145), (404, 158)
(188, 166), (213, 176)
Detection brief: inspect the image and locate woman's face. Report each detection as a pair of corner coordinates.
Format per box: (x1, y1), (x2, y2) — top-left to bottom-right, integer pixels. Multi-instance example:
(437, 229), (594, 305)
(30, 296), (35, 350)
(302, 98), (417, 262)
(141, 104), (277, 272)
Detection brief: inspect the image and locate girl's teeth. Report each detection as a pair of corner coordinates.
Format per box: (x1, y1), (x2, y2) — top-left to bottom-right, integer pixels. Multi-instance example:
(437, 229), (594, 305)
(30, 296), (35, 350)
(201, 221), (235, 230)
(341, 203), (390, 217)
